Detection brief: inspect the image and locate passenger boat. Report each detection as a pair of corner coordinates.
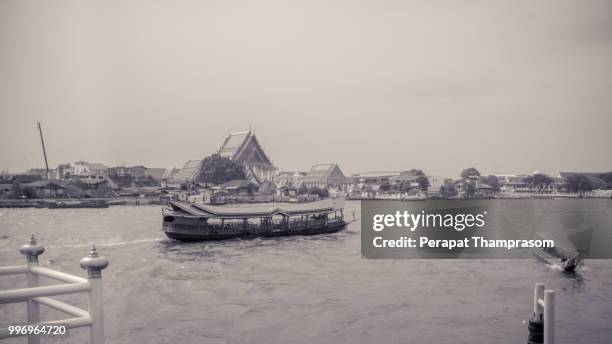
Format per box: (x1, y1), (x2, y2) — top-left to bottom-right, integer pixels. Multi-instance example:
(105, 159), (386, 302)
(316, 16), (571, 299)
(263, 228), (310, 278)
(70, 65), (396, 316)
(162, 198), (347, 242)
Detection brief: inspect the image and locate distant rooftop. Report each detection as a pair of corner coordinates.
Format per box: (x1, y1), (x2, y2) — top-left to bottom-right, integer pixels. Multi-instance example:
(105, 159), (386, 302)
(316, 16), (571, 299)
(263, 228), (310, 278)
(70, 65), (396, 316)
(303, 163), (347, 183)
(219, 131), (251, 159)
(146, 168), (166, 180)
(351, 171), (405, 178)
(217, 179), (259, 190)
(169, 160), (203, 184)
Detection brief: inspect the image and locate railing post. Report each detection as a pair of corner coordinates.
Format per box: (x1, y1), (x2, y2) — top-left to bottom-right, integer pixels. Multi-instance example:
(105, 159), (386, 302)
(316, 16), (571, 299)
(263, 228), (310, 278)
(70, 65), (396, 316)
(80, 244), (109, 344)
(20, 235), (44, 344)
(544, 290), (555, 344)
(534, 283), (544, 321)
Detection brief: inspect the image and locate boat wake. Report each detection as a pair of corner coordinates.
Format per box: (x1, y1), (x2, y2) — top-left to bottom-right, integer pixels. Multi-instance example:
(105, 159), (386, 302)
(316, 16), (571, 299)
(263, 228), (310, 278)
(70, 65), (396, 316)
(47, 237), (163, 249)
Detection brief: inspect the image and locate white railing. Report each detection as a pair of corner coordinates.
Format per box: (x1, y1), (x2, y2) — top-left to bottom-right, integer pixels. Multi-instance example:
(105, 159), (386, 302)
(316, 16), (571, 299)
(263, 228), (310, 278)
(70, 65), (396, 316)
(528, 283), (555, 344)
(0, 235), (109, 344)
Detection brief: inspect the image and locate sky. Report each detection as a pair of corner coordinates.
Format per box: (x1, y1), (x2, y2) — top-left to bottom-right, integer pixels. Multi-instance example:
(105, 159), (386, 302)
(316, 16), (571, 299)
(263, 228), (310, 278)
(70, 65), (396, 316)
(1, 0), (611, 178)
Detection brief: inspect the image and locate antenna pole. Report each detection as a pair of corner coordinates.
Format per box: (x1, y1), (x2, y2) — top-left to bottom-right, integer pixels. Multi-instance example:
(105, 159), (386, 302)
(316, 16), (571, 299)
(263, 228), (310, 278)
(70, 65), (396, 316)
(37, 121), (50, 178)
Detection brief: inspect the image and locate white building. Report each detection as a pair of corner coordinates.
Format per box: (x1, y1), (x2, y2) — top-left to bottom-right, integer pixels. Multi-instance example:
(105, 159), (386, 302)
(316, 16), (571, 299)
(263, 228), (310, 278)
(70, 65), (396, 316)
(72, 161), (108, 180)
(427, 176), (444, 195)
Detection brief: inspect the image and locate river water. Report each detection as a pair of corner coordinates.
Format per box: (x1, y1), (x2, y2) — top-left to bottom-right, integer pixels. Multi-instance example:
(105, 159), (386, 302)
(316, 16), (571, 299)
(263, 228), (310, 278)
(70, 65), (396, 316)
(1, 200), (611, 343)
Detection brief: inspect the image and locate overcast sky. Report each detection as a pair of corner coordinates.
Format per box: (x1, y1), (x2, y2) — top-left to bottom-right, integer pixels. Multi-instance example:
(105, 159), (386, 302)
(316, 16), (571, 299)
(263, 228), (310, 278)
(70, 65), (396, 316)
(1, 0), (611, 178)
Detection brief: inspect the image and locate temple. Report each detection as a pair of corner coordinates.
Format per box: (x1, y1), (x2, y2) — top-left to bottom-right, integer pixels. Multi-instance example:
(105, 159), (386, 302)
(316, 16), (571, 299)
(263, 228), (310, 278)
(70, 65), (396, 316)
(218, 130), (276, 184)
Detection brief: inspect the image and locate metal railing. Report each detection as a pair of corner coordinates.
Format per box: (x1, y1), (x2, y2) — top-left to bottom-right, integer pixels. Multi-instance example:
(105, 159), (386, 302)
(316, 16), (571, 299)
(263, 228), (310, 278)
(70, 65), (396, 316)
(0, 235), (109, 344)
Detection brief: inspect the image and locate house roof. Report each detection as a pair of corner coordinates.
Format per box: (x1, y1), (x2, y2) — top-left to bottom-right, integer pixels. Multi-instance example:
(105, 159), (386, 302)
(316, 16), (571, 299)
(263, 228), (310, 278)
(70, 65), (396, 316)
(161, 168), (180, 180)
(389, 170), (422, 182)
(303, 163), (347, 183)
(277, 171), (307, 178)
(218, 179), (259, 190)
(146, 168), (166, 179)
(81, 179), (107, 185)
(170, 198), (341, 218)
(169, 160), (203, 184)
(352, 171), (404, 179)
(12, 174), (43, 183)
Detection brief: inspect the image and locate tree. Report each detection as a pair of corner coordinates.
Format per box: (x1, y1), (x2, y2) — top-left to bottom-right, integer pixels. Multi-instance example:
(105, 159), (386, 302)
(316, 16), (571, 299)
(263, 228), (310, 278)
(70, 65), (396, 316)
(416, 175), (430, 191)
(196, 154), (247, 185)
(307, 186), (329, 198)
(9, 182), (22, 199)
(298, 183), (308, 195)
(109, 174), (134, 188)
(440, 183), (457, 198)
(598, 172), (612, 189)
(138, 175), (160, 187)
(524, 173), (553, 188)
(22, 187), (37, 199)
(379, 181), (391, 191)
(565, 175), (593, 193)
(465, 183), (477, 199)
(589, 177), (607, 190)
(398, 181), (411, 192)
(460, 167), (481, 180)
(482, 175), (499, 191)
(319, 188), (329, 198)
(64, 183), (85, 198)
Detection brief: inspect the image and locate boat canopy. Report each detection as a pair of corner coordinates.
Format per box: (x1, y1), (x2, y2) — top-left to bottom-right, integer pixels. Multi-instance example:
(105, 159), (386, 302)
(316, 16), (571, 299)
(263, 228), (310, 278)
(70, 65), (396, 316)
(170, 198), (344, 218)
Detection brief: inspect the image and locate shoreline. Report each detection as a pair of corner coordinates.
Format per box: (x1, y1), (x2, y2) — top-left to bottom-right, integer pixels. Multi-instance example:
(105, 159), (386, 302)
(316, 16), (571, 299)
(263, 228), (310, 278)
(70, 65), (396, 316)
(0, 196), (164, 208)
(1, 195), (610, 209)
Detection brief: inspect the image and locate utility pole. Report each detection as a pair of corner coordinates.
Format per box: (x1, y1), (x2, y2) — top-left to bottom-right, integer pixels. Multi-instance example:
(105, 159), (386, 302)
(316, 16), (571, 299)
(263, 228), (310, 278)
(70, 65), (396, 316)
(37, 122), (50, 179)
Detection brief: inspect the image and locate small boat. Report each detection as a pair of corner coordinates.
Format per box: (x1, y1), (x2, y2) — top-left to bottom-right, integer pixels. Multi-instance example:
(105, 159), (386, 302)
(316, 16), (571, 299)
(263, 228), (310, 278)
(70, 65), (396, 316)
(47, 200), (109, 209)
(162, 198), (347, 242)
(532, 229), (593, 272)
(533, 244), (584, 272)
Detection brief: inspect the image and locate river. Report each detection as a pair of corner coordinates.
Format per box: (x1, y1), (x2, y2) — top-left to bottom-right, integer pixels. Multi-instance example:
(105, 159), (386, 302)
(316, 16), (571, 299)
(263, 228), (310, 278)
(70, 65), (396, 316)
(1, 200), (611, 343)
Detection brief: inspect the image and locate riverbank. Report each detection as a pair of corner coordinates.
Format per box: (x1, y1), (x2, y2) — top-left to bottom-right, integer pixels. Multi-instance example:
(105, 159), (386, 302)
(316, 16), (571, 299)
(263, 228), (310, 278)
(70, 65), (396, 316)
(0, 197), (165, 208)
(2, 193), (610, 209)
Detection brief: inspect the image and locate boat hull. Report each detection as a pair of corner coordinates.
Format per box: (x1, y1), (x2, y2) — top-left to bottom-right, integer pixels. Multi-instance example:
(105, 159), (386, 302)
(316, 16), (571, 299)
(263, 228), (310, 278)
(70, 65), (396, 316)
(163, 219), (347, 242)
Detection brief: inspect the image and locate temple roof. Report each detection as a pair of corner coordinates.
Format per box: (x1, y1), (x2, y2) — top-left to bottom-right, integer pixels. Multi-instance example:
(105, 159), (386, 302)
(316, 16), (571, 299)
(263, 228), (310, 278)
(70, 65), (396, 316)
(218, 131), (273, 166)
(219, 131), (250, 158)
(168, 160), (203, 184)
(303, 163), (347, 183)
